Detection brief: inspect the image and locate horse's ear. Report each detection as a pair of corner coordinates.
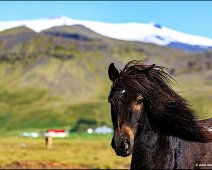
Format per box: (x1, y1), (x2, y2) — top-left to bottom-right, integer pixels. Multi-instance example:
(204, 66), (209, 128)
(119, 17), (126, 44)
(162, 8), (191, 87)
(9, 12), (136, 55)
(108, 63), (119, 82)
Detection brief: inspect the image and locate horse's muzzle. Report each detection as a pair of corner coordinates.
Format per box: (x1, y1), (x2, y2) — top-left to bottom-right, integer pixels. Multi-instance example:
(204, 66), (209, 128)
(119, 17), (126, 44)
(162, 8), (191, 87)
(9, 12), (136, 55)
(111, 136), (132, 157)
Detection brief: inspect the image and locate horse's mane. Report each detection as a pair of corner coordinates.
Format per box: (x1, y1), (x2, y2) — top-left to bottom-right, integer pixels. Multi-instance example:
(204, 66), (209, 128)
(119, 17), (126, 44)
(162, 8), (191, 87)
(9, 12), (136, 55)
(113, 60), (211, 142)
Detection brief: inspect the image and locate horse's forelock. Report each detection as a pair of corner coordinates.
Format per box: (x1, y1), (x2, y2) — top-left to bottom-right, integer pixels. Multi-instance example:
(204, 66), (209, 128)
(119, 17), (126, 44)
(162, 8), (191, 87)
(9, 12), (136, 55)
(113, 61), (172, 96)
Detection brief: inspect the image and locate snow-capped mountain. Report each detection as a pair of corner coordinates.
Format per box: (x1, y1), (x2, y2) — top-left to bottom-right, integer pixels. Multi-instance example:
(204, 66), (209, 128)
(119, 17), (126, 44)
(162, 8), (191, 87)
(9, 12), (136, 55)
(1, 16), (212, 52)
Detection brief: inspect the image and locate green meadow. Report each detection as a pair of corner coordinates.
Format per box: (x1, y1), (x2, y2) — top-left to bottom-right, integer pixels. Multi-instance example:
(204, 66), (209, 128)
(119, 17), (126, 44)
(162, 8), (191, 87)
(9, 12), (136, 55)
(0, 133), (131, 169)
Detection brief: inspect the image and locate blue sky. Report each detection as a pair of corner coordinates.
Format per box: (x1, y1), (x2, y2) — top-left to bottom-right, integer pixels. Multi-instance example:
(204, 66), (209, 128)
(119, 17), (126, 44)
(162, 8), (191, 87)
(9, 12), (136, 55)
(0, 1), (212, 38)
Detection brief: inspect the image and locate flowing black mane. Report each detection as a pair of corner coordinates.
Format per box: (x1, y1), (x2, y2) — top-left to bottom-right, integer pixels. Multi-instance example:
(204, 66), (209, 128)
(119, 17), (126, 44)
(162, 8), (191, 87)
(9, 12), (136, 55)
(111, 60), (211, 142)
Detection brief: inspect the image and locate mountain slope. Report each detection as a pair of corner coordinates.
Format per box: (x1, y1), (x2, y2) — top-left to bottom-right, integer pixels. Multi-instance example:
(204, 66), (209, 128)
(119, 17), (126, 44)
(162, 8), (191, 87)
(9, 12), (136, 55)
(0, 25), (211, 131)
(0, 26), (37, 50)
(1, 16), (212, 52)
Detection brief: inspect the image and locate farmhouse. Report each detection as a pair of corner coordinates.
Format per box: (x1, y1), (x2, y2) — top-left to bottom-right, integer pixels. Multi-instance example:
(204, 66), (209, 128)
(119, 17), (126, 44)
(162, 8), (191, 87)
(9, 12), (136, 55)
(44, 129), (69, 138)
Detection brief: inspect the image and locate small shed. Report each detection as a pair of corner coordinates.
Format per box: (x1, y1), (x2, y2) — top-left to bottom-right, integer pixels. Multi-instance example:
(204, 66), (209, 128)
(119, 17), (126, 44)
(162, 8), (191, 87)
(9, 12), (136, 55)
(44, 129), (69, 138)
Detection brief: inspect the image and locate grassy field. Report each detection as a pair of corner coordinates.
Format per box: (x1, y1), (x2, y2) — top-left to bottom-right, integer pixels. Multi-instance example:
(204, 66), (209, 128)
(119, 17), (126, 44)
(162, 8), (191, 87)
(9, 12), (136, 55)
(0, 133), (131, 169)
(0, 63), (211, 169)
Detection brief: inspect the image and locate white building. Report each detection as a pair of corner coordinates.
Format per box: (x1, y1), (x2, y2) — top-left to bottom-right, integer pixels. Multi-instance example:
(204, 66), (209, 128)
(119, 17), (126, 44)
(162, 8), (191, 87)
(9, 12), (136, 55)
(94, 125), (113, 134)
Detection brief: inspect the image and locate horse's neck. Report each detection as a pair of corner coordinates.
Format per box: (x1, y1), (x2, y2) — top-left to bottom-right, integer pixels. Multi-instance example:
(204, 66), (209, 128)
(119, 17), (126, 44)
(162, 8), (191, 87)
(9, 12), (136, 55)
(131, 112), (180, 169)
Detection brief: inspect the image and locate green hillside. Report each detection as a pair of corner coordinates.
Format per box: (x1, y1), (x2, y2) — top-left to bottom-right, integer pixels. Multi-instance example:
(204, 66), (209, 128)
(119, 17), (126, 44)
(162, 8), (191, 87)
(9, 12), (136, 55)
(0, 25), (211, 132)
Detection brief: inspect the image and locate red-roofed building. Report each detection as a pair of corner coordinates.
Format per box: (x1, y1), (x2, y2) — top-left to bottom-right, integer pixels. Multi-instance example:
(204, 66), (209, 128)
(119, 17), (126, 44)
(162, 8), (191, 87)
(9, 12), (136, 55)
(44, 129), (69, 138)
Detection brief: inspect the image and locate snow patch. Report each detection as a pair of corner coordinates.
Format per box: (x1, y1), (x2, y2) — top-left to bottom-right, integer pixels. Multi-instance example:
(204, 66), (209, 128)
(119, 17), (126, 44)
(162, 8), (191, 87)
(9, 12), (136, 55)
(0, 16), (212, 47)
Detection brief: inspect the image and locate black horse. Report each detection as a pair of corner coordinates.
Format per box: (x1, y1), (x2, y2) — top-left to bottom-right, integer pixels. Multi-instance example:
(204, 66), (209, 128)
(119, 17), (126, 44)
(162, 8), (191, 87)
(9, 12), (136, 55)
(108, 60), (212, 169)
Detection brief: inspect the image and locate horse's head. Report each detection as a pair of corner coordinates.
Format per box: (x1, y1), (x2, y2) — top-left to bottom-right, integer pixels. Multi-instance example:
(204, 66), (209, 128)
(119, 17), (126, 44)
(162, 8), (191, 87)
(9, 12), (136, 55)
(108, 61), (212, 157)
(108, 63), (145, 157)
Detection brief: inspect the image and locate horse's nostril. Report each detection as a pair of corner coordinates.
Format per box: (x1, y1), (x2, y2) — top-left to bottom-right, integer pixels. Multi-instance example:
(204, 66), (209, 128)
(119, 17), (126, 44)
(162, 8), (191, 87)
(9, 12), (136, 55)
(120, 137), (130, 151)
(124, 141), (129, 150)
(124, 138), (130, 150)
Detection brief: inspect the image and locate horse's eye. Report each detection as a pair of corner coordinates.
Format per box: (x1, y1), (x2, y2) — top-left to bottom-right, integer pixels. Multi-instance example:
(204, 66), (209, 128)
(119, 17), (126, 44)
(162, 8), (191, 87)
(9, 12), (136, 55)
(136, 98), (144, 105)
